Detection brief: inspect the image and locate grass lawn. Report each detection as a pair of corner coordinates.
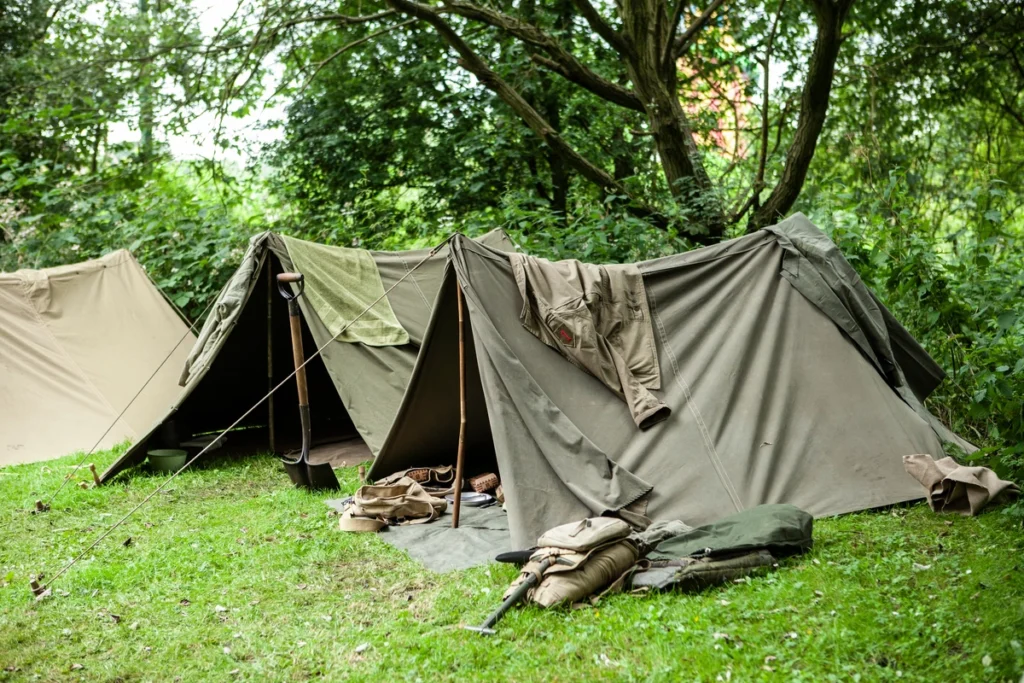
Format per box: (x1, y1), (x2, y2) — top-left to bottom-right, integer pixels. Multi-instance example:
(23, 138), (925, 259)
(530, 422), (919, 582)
(2, 447), (1023, 682)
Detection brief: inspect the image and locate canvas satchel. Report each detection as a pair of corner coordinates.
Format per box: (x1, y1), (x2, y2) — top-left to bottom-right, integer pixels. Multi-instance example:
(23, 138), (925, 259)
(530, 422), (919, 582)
(504, 540), (639, 608)
(339, 477), (447, 532)
(537, 516), (631, 552)
(502, 517), (638, 607)
(375, 465), (456, 493)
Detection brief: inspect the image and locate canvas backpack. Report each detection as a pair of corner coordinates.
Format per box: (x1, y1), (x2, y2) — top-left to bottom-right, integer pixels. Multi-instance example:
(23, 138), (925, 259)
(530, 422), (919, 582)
(339, 477), (447, 533)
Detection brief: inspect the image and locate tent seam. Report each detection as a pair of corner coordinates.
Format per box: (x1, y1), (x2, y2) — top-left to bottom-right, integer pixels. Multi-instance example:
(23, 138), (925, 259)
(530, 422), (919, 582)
(399, 255), (433, 310)
(645, 277), (744, 512)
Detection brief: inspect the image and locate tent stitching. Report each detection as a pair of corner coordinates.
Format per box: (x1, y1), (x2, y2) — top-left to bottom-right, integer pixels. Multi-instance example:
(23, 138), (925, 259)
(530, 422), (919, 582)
(645, 273), (744, 513)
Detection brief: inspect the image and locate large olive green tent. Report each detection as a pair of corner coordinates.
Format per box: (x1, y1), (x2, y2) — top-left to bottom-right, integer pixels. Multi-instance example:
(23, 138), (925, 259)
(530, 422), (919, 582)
(370, 214), (973, 548)
(0, 250), (195, 466)
(100, 229), (515, 482)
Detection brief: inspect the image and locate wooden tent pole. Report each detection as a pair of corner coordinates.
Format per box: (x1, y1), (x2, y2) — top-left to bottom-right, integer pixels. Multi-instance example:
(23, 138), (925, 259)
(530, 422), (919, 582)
(452, 281), (467, 529)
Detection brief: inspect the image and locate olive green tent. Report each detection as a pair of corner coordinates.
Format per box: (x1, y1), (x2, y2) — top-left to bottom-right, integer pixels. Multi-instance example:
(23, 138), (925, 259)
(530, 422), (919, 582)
(0, 250), (195, 466)
(100, 229), (515, 482)
(370, 214), (972, 548)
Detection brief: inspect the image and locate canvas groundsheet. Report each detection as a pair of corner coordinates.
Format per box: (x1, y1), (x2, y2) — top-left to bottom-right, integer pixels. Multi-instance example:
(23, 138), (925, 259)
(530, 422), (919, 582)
(373, 214), (969, 548)
(325, 499), (511, 572)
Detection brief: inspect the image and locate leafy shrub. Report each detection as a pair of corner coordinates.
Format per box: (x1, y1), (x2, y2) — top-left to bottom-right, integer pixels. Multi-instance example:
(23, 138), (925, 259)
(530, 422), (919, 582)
(811, 170), (1024, 520)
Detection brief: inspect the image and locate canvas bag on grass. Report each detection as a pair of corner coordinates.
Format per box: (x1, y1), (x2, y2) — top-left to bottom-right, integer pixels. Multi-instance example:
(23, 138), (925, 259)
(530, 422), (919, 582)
(339, 477), (447, 532)
(504, 517), (638, 608)
(629, 549), (776, 592)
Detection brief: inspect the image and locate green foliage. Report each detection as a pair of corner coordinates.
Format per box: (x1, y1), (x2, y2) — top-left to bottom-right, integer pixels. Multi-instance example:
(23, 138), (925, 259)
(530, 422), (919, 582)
(808, 170), (1024, 518)
(0, 155), (262, 320)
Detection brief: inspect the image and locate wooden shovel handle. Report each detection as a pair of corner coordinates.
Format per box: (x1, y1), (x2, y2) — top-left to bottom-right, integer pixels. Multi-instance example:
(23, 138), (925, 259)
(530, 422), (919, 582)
(277, 272), (303, 284)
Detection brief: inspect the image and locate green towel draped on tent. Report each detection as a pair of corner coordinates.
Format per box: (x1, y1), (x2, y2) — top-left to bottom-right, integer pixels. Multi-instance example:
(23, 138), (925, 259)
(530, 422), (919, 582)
(282, 235), (410, 346)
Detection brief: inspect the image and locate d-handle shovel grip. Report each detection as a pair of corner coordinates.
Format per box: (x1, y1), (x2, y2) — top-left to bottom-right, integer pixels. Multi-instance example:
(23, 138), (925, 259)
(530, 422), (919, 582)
(277, 272), (304, 300)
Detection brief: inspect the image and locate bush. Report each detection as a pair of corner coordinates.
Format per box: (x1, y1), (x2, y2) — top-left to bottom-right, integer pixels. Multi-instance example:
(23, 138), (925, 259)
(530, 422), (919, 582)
(810, 170), (1024, 520)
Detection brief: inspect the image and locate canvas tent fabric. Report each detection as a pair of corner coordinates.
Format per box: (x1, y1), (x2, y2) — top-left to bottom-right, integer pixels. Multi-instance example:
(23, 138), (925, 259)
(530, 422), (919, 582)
(371, 213), (973, 549)
(0, 250), (195, 466)
(99, 229), (515, 483)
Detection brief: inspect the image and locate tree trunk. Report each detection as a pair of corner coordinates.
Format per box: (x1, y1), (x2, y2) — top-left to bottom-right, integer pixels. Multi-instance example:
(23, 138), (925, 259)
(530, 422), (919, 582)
(749, 0), (855, 229)
(619, 0), (726, 238)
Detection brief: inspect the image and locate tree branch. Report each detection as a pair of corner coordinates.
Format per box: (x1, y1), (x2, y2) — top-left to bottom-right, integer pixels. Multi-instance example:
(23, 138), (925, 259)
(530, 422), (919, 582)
(299, 19), (418, 92)
(750, 0), (855, 229)
(662, 0), (688, 73)
(275, 10), (398, 31)
(568, 0), (630, 55)
(672, 0), (727, 60)
(753, 0), (787, 209)
(386, 0), (662, 219)
(440, 0), (643, 111)
(529, 55), (643, 111)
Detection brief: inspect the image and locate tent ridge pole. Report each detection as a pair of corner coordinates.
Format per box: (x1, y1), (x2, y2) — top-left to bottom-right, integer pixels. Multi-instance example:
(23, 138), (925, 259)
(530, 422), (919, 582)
(452, 280), (467, 528)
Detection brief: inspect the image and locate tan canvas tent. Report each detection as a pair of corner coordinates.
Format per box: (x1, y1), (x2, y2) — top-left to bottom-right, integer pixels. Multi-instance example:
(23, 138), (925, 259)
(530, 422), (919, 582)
(370, 214), (973, 548)
(99, 229), (516, 483)
(0, 250), (196, 466)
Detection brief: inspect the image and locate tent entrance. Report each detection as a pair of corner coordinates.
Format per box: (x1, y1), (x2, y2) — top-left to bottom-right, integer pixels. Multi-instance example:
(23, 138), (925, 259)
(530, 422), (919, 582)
(370, 272), (499, 481)
(104, 253), (372, 478)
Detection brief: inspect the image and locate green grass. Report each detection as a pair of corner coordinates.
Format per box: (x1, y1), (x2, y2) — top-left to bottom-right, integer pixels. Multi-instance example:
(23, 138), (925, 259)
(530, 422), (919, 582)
(2, 447), (1023, 682)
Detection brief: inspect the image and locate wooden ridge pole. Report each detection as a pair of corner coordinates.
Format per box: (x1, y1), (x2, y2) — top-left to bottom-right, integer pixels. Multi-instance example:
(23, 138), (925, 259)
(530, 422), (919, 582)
(452, 281), (467, 528)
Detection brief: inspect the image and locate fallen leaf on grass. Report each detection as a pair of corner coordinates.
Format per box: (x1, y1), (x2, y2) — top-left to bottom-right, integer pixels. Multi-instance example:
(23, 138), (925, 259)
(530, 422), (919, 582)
(354, 643), (370, 654)
(214, 605), (228, 613)
(180, 599), (190, 607)
(70, 663), (83, 671)
(913, 563), (932, 571)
